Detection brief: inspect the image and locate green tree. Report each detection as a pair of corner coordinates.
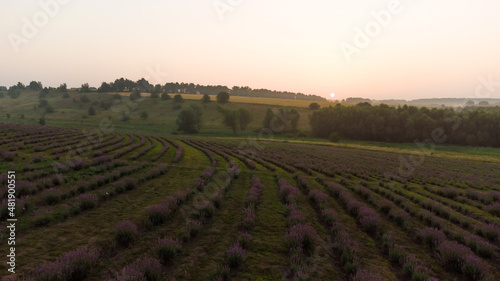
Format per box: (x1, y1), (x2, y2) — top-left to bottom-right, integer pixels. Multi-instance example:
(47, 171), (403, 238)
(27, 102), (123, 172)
(202, 94), (211, 104)
(238, 108), (253, 130)
(218, 107), (239, 134)
(140, 111), (149, 119)
(29, 81), (43, 91)
(57, 83), (67, 92)
(88, 106), (96, 116)
(39, 117), (46, 125)
(81, 83), (90, 93)
(7, 88), (21, 99)
(176, 105), (202, 133)
(39, 87), (50, 99)
(217, 91), (230, 104)
(173, 94), (184, 103)
(309, 102), (320, 110)
(263, 107), (299, 133)
(161, 93), (171, 100)
(130, 88), (142, 101)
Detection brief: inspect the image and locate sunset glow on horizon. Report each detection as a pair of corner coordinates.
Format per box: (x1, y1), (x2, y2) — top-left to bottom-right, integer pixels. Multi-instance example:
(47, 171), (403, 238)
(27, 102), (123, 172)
(1, 0), (499, 100)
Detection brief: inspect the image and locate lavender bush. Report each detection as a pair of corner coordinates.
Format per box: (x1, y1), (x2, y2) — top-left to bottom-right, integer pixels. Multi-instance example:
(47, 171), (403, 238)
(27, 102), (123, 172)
(115, 257), (162, 281)
(114, 220), (138, 246)
(225, 242), (246, 268)
(156, 237), (181, 263)
(286, 224), (317, 253)
(35, 247), (99, 281)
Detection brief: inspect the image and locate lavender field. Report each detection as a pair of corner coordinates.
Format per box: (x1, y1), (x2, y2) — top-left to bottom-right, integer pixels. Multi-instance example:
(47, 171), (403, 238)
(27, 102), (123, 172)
(1, 123), (499, 281)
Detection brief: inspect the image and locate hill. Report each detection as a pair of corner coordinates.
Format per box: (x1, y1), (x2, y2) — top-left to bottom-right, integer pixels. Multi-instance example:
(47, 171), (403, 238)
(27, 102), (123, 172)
(0, 90), (338, 137)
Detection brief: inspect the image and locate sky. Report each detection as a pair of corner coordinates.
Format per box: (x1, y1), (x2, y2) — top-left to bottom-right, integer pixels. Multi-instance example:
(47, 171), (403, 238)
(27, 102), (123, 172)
(1, 0), (499, 100)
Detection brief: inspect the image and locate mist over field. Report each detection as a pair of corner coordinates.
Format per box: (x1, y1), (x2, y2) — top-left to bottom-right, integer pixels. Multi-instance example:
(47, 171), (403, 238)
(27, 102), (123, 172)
(1, 1), (500, 281)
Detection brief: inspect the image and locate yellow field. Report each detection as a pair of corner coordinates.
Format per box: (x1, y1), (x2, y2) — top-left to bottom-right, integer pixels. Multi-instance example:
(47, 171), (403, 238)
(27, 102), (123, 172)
(114, 92), (340, 108)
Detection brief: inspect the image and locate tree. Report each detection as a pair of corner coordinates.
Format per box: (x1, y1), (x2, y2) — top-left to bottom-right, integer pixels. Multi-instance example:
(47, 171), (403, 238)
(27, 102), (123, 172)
(173, 94), (184, 103)
(309, 102), (320, 110)
(88, 106), (96, 116)
(238, 108), (253, 130)
(479, 101), (490, 107)
(176, 105), (203, 133)
(39, 87), (50, 99)
(161, 93), (171, 100)
(29, 81), (43, 91)
(98, 82), (113, 93)
(81, 83), (90, 93)
(6, 113), (10, 119)
(57, 83), (67, 92)
(140, 111), (149, 119)
(263, 108), (275, 130)
(130, 88), (142, 101)
(218, 107), (239, 135)
(217, 91), (230, 104)
(39, 117), (46, 125)
(62, 92), (70, 98)
(263, 107), (299, 133)
(7, 88), (21, 99)
(202, 94), (211, 104)
(16, 82), (26, 90)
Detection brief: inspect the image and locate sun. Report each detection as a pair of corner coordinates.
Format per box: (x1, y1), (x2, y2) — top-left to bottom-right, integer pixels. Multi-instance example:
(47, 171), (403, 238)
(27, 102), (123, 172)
(330, 93), (336, 98)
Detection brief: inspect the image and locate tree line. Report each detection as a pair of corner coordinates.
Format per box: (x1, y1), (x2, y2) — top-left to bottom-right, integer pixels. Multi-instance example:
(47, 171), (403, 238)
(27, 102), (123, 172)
(309, 103), (500, 147)
(96, 78), (325, 101)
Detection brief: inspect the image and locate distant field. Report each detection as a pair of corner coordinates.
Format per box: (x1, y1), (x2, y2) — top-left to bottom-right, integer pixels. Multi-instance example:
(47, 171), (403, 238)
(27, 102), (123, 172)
(114, 92), (340, 108)
(1, 90), (500, 163)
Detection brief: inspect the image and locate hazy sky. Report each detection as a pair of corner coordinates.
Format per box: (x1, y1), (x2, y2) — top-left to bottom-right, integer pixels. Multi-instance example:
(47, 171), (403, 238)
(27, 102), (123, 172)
(1, 0), (499, 100)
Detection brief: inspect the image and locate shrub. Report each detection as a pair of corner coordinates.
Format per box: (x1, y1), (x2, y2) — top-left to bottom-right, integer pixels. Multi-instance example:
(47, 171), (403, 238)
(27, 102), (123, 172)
(485, 203), (500, 217)
(77, 194), (98, 211)
(156, 237), (181, 263)
(225, 242), (246, 268)
(352, 269), (383, 281)
(286, 207), (306, 227)
(116, 257), (162, 281)
(42, 188), (63, 205)
(146, 204), (170, 226)
(114, 220), (138, 246)
(187, 219), (202, 237)
(308, 189), (329, 209)
(237, 232), (252, 249)
(437, 241), (473, 272)
(389, 208), (410, 226)
(321, 208), (338, 226)
(357, 206), (380, 235)
(335, 231), (358, 274)
(241, 207), (256, 229)
(35, 247), (99, 281)
(286, 224), (317, 253)
(417, 227), (446, 248)
(461, 255), (489, 281)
